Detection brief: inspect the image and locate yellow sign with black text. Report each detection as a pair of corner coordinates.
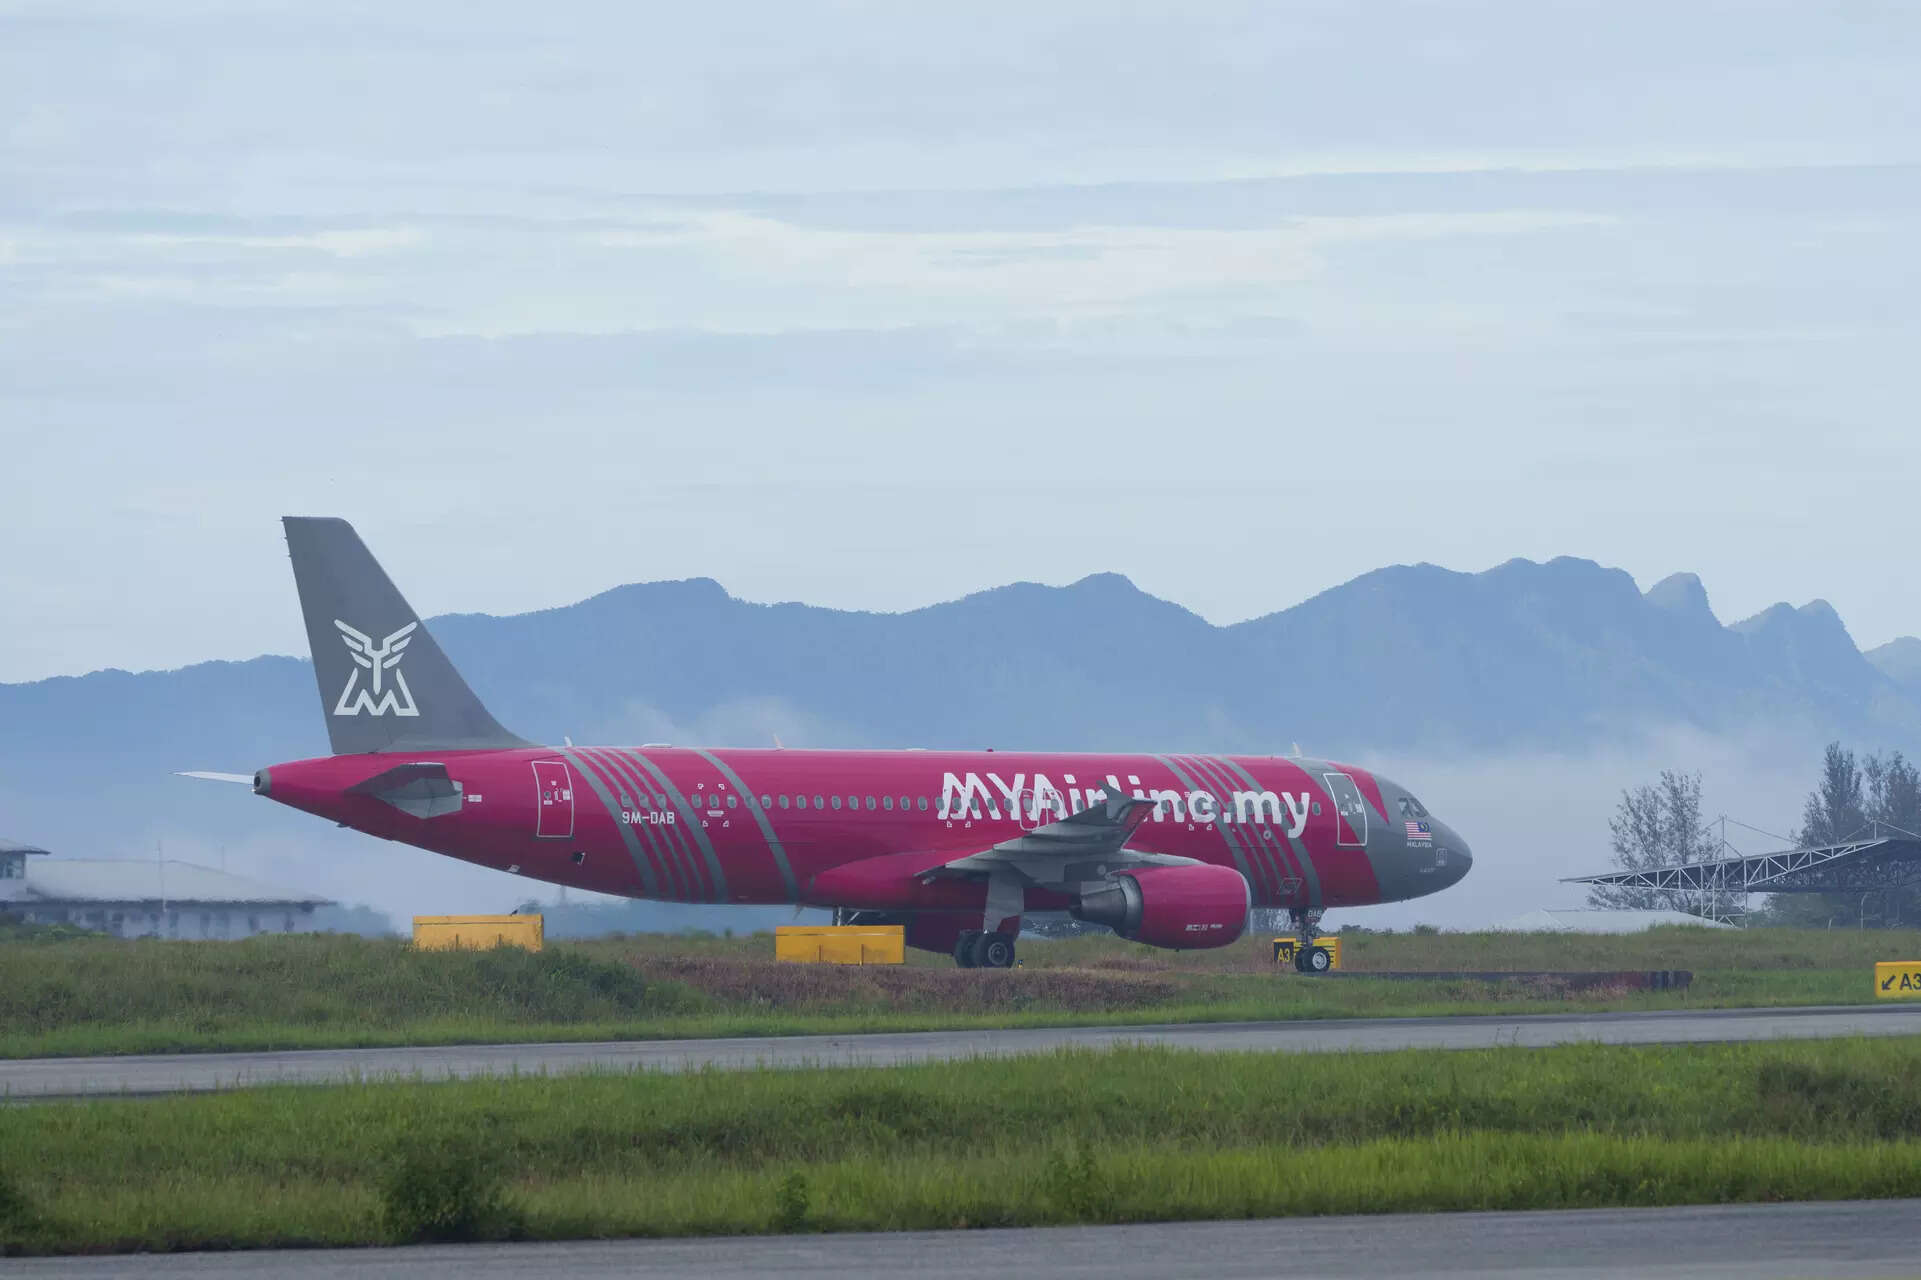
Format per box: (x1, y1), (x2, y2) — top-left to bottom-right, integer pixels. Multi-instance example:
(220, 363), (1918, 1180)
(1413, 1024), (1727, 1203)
(1272, 937), (1344, 969)
(1874, 961), (1921, 998)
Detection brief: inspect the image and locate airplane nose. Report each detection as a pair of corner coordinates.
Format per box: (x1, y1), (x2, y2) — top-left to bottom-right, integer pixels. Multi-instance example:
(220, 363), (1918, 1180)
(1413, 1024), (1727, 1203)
(1435, 828), (1472, 885)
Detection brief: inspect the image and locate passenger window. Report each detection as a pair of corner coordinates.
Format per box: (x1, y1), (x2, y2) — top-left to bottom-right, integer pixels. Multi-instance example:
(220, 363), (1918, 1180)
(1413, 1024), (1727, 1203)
(778, 795), (790, 809)
(760, 794), (772, 809)
(848, 795), (858, 810)
(727, 795), (738, 809)
(814, 794), (825, 809)
(883, 796), (894, 811)
(692, 793), (703, 808)
(917, 796), (928, 811)
(831, 795), (843, 810)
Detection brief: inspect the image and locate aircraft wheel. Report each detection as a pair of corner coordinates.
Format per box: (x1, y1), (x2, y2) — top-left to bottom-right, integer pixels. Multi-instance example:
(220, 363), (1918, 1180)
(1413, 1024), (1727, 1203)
(1300, 945), (1333, 975)
(975, 931), (1016, 969)
(953, 931), (981, 968)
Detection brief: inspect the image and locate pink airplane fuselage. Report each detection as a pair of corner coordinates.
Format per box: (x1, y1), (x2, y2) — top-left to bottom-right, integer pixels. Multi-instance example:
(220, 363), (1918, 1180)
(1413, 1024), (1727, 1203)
(259, 745), (1465, 915)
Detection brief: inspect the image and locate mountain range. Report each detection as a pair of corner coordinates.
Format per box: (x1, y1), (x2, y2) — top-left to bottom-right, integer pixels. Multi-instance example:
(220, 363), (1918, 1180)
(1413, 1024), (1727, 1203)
(3, 555), (1918, 919)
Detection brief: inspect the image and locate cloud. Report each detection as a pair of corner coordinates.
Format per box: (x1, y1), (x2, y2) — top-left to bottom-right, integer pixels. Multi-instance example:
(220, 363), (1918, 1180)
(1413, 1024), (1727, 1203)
(583, 208), (1614, 322)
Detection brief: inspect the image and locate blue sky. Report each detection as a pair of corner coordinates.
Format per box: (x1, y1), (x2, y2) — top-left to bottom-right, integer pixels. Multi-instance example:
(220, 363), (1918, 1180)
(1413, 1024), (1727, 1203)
(6, 0), (1921, 682)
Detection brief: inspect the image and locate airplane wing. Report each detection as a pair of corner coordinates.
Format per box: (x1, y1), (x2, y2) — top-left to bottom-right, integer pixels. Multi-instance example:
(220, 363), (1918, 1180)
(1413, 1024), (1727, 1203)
(175, 771), (255, 785)
(935, 791), (1200, 888)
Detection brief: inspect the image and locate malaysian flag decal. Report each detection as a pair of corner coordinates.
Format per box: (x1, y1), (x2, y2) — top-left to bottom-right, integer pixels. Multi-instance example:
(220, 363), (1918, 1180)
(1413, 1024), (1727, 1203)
(1406, 820), (1432, 842)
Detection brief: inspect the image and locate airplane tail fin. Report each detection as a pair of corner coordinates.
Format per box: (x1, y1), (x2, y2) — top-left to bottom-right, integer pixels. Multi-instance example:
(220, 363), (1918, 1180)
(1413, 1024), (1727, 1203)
(282, 517), (533, 755)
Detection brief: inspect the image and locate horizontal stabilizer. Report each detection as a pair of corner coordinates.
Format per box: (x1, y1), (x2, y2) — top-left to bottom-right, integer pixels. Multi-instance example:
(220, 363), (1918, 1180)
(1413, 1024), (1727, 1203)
(347, 761), (465, 819)
(175, 771), (255, 785)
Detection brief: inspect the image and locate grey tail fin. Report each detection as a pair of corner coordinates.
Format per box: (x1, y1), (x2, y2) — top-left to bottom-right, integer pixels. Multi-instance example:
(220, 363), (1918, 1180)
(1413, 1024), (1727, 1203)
(282, 517), (533, 755)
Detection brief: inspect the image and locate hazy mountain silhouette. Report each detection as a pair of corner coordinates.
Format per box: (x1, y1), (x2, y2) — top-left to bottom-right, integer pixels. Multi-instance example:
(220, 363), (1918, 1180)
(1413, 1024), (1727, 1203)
(1867, 637), (1921, 694)
(4, 557), (1919, 879)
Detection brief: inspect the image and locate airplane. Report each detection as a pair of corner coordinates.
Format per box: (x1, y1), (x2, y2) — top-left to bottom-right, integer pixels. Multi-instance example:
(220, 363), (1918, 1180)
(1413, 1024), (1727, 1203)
(204, 517), (1473, 971)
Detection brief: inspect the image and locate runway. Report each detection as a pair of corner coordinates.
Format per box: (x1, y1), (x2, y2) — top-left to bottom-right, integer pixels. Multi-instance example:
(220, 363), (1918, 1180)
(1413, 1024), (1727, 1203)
(8, 1200), (1920, 1277)
(6, 1003), (1920, 1099)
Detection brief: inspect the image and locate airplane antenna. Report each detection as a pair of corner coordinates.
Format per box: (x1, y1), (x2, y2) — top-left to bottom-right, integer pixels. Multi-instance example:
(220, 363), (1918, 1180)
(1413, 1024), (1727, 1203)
(773, 734), (785, 749)
(564, 735), (575, 748)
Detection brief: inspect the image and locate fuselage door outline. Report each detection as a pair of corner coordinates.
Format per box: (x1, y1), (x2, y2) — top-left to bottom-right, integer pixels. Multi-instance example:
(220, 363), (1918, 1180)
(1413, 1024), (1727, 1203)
(532, 759), (575, 839)
(1322, 771), (1367, 848)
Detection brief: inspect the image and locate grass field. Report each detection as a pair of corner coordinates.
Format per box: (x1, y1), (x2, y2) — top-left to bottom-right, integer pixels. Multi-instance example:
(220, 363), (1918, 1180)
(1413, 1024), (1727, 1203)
(0, 925), (1912, 1059)
(4, 1037), (1921, 1253)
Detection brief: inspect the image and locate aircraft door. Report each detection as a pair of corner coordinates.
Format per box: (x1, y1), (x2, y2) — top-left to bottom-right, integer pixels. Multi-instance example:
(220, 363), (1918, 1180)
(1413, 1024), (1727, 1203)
(1323, 772), (1367, 847)
(533, 759), (575, 838)
(1015, 787), (1041, 832)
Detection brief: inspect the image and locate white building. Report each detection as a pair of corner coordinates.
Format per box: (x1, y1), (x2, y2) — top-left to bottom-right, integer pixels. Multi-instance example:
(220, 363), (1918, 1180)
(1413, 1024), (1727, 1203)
(0, 838), (333, 939)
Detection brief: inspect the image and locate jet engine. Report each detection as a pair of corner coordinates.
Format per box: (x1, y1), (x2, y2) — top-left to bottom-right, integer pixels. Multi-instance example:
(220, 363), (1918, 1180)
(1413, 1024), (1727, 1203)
(1071, 864), (1250, 950)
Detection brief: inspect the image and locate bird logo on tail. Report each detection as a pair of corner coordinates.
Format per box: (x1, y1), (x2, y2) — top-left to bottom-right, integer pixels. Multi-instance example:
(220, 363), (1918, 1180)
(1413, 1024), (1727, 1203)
(332, 620), (420, 717)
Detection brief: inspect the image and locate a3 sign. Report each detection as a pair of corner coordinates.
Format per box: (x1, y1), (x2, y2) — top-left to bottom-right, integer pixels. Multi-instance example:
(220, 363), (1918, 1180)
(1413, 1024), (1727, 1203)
(1874, 961), (1921, 998)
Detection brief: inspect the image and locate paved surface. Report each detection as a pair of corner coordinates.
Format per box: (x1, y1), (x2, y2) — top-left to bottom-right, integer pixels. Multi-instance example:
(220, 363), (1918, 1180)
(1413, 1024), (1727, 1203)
(5, 1003), (1921, 1099)
(8, 1200), (1921, 1277)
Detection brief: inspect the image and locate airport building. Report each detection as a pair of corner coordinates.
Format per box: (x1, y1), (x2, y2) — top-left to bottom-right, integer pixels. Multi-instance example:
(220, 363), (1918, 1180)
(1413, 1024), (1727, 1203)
(0, 836), (333, 939)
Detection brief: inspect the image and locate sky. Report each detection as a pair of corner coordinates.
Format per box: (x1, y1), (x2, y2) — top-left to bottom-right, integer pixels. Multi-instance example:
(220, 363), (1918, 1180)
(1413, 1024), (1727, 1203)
(6, 1), (1921, 684)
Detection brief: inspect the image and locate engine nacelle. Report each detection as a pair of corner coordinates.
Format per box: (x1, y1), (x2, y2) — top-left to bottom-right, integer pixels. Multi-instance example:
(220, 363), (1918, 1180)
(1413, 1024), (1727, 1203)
(1071, 863), (1250, 950)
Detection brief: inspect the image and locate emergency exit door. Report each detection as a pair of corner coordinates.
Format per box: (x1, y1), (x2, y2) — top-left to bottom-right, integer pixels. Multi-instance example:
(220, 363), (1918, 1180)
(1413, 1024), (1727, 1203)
(532, 759), (575, 838)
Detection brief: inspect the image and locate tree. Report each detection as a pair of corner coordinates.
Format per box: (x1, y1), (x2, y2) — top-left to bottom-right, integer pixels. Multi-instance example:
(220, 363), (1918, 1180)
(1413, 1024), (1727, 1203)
(1798, 742), (1867, 847)
(1866, 751), (1921, 838)
(1588, 770), (1721, 916)
(1766, 744), (1921, 928)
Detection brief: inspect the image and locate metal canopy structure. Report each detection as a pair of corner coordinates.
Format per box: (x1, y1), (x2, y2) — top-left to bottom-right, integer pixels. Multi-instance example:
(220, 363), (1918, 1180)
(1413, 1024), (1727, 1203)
(1565, 827), (1921, 925)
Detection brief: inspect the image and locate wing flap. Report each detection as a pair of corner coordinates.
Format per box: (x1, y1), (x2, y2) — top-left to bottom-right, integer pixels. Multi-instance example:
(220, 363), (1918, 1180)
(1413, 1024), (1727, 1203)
(937, 792), (1196, 888)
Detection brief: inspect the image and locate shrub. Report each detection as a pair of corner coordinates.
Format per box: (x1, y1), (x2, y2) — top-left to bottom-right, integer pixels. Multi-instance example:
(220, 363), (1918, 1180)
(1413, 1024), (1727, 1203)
(1756, 1060), (1921, 1139)
(379, 1132), (518, 1243)
(0, 1169), (38, 1251)
(774, 1171), (811, 1231)
(1040, 1145), (1108, 1220)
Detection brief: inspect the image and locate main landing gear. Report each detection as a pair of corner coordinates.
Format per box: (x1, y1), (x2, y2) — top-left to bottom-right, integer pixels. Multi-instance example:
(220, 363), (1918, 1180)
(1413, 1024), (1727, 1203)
(1288, 907), (1331, 975)
(953, 929), (1017, 969)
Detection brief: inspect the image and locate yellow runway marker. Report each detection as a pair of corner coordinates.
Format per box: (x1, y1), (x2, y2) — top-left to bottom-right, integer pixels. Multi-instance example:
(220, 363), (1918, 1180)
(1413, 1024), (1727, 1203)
(1873, 961), (1921, 998)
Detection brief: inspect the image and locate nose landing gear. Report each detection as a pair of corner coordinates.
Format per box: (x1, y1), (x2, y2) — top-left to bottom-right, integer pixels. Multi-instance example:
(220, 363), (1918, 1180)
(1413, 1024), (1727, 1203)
(1288, 907), (1331, 975)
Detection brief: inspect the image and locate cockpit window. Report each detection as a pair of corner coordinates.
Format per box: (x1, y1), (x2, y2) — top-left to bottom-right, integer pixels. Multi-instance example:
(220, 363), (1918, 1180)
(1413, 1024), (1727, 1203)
(1397, 795), (1430, 819)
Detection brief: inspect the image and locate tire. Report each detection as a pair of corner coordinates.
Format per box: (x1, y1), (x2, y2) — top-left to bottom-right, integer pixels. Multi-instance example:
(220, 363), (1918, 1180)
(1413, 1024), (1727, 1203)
(1302, 945), (1332, 974)
(953, 931), (981, 968)
(976, 931), (1016, 969)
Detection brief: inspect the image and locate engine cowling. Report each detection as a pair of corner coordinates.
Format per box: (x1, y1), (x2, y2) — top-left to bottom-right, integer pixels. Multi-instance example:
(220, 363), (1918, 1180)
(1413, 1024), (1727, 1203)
(1071, 864), (1250, 950)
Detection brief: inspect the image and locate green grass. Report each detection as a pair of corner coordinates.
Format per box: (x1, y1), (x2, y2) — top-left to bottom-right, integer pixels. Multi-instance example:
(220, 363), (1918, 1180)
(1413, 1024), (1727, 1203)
(1018, 923), (1921, 973)
(0, 927), (1911, 1059)
(4, 1038), (1921, 1253)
